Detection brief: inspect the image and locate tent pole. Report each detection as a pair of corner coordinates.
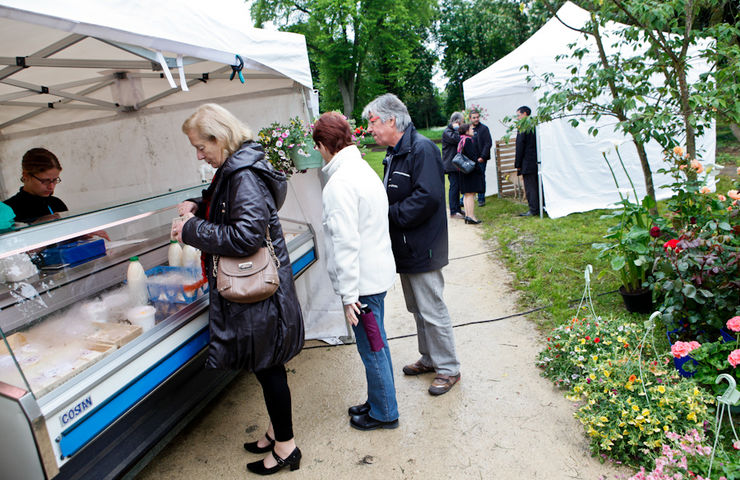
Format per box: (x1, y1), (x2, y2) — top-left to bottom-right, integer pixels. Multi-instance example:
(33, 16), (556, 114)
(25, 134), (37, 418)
(535, 122), (543, 219)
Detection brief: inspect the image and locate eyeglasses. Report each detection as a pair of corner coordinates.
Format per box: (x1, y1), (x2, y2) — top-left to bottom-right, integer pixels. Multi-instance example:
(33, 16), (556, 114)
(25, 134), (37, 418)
(30, 174), (61, 186)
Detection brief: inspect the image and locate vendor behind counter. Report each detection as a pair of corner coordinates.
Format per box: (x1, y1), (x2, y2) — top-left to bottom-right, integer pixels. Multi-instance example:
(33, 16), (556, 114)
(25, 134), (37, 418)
(4, 148), (68, 224)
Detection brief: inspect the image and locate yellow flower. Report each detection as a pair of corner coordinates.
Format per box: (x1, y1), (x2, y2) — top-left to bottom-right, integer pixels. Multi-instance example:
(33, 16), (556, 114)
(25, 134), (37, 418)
(592, 355), (598, 362)
(603, 370), (611, 378)
(632, 405), (639, 412)
(641, 409), (650, 417)
(663, 425), (669, 432)
(599, 416), (608, 423)
(657, 385), (666, 394)
(693, 387), (700, 397)
(687, 411), (697, 422)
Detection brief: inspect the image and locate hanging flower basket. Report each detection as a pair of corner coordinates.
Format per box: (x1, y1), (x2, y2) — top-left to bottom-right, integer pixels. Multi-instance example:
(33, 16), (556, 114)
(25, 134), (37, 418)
(290, 137), (323, 170)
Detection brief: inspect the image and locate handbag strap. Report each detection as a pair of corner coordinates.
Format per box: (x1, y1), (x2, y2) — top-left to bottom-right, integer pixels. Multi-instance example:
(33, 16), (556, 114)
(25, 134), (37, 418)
(212, 226), (280, 276)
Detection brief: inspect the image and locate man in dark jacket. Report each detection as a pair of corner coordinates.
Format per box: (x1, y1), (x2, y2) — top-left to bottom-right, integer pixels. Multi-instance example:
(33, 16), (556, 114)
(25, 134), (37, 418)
(363, 94), (461, 396)
(470, 109), (492, 207)
(441, 111), (464, 218)
(514, 106), (540, 216)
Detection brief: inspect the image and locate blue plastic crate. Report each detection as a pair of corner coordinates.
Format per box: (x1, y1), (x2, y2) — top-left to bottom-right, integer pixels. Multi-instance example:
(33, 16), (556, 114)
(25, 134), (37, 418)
(42, 239), (106, 267)
(144, 266), (207, 304)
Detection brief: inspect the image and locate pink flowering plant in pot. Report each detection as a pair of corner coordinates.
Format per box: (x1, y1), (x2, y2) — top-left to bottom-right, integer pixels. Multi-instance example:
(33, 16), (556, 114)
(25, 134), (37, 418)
(685, 316), (740, 400)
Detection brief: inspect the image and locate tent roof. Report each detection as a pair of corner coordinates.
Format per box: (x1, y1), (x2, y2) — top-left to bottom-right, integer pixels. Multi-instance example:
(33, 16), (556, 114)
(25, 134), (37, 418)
(0, 0), (313, 136)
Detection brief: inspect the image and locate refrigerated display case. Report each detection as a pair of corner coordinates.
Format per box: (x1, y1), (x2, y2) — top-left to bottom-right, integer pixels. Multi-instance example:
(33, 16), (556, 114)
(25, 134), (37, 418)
(0, 185), (317, 480)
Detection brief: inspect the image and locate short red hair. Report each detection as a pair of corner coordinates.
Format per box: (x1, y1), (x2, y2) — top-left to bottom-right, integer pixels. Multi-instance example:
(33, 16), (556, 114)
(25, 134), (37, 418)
(312, 112), (353, 156)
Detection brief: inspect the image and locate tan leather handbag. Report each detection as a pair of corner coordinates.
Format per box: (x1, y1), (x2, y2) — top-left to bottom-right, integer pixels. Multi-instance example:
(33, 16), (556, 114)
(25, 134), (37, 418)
(213, 229), (280, 303)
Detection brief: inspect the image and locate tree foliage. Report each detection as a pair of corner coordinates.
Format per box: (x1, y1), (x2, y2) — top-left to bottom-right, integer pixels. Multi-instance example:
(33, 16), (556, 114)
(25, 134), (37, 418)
(531, 0), (740, 203)
(251, 0), (439, 121)
(437, 0), (563, 115)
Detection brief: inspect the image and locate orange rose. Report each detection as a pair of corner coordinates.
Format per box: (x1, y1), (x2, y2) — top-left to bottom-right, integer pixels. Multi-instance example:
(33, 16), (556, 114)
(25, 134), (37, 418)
(718, 194), (726, 202)
(673, 146), (684, 156)
(700, 186), (711, 194)
(728, 190), (740, 200)
(690, 159), (704, 174)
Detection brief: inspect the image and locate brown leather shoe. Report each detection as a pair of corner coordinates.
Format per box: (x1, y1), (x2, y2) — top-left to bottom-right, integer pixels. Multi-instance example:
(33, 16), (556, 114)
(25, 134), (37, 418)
(428, 373), (461, 395)
(402, 360), (435, 376)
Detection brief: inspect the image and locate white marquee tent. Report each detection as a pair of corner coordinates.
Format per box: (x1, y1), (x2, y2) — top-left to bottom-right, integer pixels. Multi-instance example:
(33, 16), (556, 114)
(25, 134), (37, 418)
(0, 0), (346, 341)
(463, 1), (716, 218)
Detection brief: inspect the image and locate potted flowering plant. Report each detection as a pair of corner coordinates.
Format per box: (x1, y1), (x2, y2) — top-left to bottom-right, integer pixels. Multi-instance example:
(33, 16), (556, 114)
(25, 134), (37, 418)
(685, 316), (740, 400)
(592, 145), (662, 313)
(650, 146), (740, 341)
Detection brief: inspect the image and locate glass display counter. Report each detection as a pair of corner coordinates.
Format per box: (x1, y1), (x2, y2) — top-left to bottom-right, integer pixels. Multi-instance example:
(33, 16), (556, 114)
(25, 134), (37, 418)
(0, 186), (316, 480)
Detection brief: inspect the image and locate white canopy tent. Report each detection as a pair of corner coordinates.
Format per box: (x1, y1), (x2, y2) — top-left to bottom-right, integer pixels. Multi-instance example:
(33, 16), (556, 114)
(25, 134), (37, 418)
(0, 0), (345, 341)
(463, 1), (716, 218)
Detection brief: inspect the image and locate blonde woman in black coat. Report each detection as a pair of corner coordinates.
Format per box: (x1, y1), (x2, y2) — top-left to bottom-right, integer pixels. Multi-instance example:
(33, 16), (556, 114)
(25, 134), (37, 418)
(172, 103), (304, 475)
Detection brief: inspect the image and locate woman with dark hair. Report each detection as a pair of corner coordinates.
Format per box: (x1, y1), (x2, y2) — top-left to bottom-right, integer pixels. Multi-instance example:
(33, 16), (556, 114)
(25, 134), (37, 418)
(457, 124), (483, 224)
(172, 103), (305, 475)
(4, 148), (68, 223)
(313, 112), (399, 431)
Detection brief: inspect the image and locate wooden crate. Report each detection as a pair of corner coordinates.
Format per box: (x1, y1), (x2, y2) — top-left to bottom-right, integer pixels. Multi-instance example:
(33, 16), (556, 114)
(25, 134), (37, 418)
(494, 138), (525, 200)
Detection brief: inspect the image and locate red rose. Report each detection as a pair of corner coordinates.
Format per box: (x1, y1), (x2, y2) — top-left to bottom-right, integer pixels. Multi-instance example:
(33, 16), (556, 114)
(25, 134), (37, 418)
(663, 239), (679, 251)
(649, 226), (661, 238)
(594, 337), (600, 343)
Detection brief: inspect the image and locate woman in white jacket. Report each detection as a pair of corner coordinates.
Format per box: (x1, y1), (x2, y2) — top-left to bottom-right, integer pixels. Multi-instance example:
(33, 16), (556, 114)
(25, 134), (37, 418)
(313, 112), (399, 431)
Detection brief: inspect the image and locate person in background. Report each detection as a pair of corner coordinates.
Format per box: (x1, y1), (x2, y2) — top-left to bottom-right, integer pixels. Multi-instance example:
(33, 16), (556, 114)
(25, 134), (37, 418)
(4, 148), (68, 223)
(172, 103), (304, 476)
(514, 106), (540, 217)
(457, 124), (483, 225)
(363, 93), (461, 396)
(470, 109), (492, 207)
(313, 112), (399, 431)
(441, 112), (465, 219)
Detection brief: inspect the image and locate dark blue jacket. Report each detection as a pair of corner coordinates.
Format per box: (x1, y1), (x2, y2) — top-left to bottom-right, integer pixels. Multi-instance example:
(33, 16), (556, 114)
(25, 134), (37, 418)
(473, 122), (492, 161)
(441, 124), (461, 173)
(383, 125), (449, 274)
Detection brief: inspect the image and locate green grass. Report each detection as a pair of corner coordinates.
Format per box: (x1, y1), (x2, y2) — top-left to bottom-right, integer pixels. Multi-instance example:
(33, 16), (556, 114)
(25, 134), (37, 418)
(365, 144), (740, 332)
(416, 127), (445, 141)
(716, 121), (740, 167)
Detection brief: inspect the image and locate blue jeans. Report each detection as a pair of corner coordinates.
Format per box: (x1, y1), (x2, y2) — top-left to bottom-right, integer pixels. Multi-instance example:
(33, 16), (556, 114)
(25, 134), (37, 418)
(352, 292), (398, 422)
(447, 172), (462, 214)
(477, 161), (487, 204)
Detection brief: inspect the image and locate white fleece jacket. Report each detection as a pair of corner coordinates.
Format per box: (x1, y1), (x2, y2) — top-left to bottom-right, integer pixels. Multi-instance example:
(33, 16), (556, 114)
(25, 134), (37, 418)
(321, 145), (396, 305)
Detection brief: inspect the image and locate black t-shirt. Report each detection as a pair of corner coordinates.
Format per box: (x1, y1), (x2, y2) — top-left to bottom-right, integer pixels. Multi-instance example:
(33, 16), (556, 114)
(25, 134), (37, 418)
(3, 188), (68, 224)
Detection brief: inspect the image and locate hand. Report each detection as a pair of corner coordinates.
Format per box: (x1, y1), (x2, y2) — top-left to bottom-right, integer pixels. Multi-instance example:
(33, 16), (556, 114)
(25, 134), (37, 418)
(177, 201), (197, 217)
(344, 302), (361, 326)
(478, 157), (484, 163)
(171, 213), (194, 242)
(90, 230), (110, 241)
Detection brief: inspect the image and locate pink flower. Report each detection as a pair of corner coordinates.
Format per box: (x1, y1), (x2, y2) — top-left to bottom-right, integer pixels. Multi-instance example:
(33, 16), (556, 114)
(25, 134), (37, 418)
(671, 341), (701, 358)
(700, 186), (711, 194)
(727, 316), (740, 333)
(729, 190), (740, 200)
(282, 131), (290, 138)
(729, 349), (740, 368)
(718, 194), (726, 202)
(734, 440), (740, 450)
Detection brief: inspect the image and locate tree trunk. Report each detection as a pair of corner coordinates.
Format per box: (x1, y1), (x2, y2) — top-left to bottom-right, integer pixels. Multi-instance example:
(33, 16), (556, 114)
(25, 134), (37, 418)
(338, 76), (355, 117)
(730, 123), (740, 143)
(634, 140), (657, 214)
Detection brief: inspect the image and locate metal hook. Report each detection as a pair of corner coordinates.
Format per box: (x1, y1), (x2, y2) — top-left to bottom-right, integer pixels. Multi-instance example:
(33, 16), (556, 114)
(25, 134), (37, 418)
(645, 311), (661, 330)
(716, 374), (740, 406)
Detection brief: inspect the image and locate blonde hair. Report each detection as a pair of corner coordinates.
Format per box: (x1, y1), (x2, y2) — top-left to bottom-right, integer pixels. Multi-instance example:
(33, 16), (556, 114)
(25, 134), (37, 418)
(182, 103), (253, 158)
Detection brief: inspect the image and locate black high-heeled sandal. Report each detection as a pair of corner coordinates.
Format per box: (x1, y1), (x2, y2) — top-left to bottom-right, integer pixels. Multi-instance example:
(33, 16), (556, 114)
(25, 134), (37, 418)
(246, 447), (302, 475)
(244, 432), (275, 454)
(464, 216), (482, 225)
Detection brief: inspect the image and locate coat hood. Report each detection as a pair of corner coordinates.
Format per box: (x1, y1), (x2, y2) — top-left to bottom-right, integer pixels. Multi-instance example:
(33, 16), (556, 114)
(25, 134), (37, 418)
(221, 141), (288, 210)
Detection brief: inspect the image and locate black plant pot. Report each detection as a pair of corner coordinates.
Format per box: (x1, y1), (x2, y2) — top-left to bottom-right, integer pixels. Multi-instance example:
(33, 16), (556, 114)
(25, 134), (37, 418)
(618, 286), (653, 314)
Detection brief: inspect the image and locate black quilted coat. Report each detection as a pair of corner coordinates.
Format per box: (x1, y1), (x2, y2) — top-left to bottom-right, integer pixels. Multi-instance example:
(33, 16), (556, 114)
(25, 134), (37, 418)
(182, 141), (304, 371)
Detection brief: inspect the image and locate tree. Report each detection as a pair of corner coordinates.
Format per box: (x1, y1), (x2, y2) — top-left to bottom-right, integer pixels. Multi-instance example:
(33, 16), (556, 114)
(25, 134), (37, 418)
(533, 0), (740, 204)
(436, 0), (555, 115)
(251, 0), (436, 118)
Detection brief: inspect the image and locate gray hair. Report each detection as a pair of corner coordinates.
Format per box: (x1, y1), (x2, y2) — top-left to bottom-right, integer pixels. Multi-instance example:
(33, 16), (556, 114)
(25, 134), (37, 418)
(449, 111), (464, 125)
(362, 93), (412, 133)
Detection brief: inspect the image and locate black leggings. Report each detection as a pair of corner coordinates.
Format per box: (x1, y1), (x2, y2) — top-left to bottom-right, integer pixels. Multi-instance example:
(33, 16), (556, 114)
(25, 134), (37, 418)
(254, 364), (294, 441)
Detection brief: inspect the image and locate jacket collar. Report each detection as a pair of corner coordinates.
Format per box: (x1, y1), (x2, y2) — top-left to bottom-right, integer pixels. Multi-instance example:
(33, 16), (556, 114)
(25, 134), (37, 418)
(387, 124), (416, 156)
(321, 145), (360, 179)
